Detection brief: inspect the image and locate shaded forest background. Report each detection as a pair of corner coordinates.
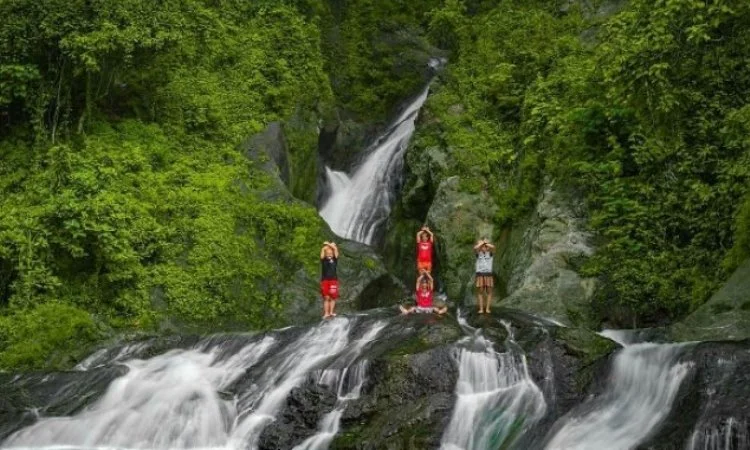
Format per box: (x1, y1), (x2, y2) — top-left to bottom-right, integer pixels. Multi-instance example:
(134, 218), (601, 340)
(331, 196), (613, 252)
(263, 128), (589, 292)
(1, 0), (749, 369)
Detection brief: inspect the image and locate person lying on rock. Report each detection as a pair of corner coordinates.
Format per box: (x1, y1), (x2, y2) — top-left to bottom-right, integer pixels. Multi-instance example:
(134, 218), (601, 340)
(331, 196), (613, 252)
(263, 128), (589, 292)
(416, 226), (434, 274)
(400, 271), (448, 315)
(474, 238), (495, 314)
(320, 241), (339, 319)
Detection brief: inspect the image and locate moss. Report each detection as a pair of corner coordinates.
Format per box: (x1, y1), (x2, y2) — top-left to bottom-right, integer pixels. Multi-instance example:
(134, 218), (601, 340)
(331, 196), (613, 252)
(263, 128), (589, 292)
(0, 302), (104, 371)
(555, 327), (616, 366)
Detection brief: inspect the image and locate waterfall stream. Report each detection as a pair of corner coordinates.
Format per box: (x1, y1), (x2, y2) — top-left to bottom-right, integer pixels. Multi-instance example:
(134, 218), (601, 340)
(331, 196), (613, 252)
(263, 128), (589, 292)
(543, 333), (692, 450)
(440, 324), (547, 450)
(2, 318), (386, 450)
(319, 86), (430, 244)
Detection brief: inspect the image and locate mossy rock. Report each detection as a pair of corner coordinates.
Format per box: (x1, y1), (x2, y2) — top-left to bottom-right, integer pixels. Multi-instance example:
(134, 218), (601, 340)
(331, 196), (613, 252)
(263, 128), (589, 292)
(670, 258), (750, 342)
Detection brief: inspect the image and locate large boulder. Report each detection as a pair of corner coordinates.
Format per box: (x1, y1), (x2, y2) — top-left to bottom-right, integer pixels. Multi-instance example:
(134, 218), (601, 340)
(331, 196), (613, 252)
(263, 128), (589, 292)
(280, 239), (407, 325)
(670, 259), (750, 342)
(425, 176), (498, 302)
(500, 187), (598, 327)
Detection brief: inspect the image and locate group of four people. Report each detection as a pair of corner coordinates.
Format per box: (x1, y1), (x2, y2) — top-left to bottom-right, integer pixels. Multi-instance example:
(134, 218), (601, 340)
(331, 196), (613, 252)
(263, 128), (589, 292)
(318, 228), (496, 319)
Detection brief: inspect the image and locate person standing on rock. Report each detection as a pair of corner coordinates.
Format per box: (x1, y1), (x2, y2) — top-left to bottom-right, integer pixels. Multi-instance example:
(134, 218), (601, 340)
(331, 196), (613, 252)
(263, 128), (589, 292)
(416, 226), (434, 274)
(320, 241), (340, 319)
(474, 238), (495, 314)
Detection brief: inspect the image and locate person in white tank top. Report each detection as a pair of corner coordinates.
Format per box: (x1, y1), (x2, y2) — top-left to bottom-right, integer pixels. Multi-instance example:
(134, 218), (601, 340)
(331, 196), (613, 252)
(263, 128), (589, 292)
(473, 239), (495, 314)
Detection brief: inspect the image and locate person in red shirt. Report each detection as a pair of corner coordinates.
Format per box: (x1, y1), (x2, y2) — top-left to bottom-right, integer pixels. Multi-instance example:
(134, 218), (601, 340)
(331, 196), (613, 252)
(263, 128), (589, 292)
(416, 226), (434, 274)
(320, 241), (340, 319)
(400, 271), (447, 315)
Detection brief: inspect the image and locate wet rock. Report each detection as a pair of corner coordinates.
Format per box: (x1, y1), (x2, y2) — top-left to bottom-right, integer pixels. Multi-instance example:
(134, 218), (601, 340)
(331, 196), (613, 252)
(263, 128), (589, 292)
(0, 365), (128, 440)
(638, 340), (750, 449)
(333, 346), (458, 450)
(258, 382), (338, 450)
(670, 258), (750, 342)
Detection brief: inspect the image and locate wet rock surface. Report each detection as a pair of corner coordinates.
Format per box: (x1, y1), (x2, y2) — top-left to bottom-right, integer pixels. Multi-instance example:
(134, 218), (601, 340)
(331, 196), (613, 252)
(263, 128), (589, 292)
(640, 340), (750, 450)
(3, 309), (750, 449)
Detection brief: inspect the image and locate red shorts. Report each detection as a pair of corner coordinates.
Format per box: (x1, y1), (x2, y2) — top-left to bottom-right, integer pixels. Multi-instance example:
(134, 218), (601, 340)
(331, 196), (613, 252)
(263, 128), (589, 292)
(320, 279), (339, 300)
(417, 260), (432, 273)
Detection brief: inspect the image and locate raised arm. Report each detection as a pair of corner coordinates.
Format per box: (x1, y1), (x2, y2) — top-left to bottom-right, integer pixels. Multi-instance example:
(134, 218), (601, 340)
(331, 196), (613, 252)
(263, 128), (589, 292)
(329, 242), (340, 258)
(425, 228), (434, 242)
(473, 240), (485, 252)
(485, 242), (496, 251)
(425, 272), (434, 290)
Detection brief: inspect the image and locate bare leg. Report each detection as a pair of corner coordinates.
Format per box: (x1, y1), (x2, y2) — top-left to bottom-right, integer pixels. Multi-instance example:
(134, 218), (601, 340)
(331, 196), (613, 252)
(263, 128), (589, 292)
(330, 299), (337, 317)
(485, 287), (493, 313)
(323, 297), (331, 318)
(476, 286), (484, 313)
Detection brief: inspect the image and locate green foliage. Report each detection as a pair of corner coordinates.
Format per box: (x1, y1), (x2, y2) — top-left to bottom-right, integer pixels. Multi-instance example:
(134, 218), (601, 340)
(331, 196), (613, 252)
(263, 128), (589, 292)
(0, 0), (339, 369)
(419, 0), (750, 325)
(0, 302), (101, 370)
(322, 0), (441, 121)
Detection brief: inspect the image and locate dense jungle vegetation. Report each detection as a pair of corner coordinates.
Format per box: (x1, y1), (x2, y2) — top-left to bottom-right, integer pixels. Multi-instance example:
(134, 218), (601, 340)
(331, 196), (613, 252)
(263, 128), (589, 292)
(1, 0), (749, 368)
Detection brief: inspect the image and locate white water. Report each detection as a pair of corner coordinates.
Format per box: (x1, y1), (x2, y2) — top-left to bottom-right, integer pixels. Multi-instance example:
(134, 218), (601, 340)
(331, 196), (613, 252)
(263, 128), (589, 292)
(2, 318), (388, 450)
(227, 319), (353, 449)
(440, 335), (547, 450)
(319, 86), (430, 244)
(293, 322), (385, 450)
(544, 340), (692, 450)
(688, 418), (750, 450)
(3, 336), (276, 448)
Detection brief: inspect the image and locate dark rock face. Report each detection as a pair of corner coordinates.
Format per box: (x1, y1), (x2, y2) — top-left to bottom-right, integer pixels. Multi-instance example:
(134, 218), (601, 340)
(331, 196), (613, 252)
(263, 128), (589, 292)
(241, 122), (291, 188)
(640, 340), (750, 450)
(258, 382), (338, 450)
(0, 366), (128, 441)
(4, 309), (750, 450)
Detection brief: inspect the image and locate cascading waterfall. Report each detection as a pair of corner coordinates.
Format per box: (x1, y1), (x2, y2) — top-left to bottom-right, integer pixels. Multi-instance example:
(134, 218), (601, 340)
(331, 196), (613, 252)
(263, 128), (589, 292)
(2, 318), (388, 450)
(293, 321), (386, 450)
(3, 336), (276, 448)
(440, 331), (547, 450)
(543, 332), (692, 450)
(319, 86), (430, 244)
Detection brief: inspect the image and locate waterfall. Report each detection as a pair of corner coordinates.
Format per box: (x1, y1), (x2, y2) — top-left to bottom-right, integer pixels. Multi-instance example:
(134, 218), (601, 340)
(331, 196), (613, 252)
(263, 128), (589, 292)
(293, 321), (386, 450)
(543, 338), (692, 450)
(440, 333), (547, 450)
(2, 318), (387, 450)
(3, 336), (276, 448)
(688, 418), (750, 450)
(319, 86), (430, 244)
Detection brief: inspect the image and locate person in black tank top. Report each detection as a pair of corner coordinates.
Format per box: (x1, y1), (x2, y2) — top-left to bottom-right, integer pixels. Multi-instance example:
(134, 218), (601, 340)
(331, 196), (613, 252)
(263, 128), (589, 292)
(320, 242), (339, 319)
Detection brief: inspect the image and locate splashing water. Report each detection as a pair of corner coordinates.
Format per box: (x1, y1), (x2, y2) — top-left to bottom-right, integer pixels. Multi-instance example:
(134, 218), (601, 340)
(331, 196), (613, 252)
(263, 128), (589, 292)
(440, 335), (547, 450)
(544, 341), (692, 450)
(319, 86), (430, 244)
(3, 337), (276, 448)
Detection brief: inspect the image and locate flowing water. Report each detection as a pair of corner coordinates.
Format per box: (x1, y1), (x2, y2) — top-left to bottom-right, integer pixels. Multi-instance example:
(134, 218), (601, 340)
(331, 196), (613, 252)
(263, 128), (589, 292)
(688, 418), (750, 450)
(440, 329), (547, 450)
(2, 318), (386, 450)
(543, 333), (692, 450)
(319, 86), (430, 244)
